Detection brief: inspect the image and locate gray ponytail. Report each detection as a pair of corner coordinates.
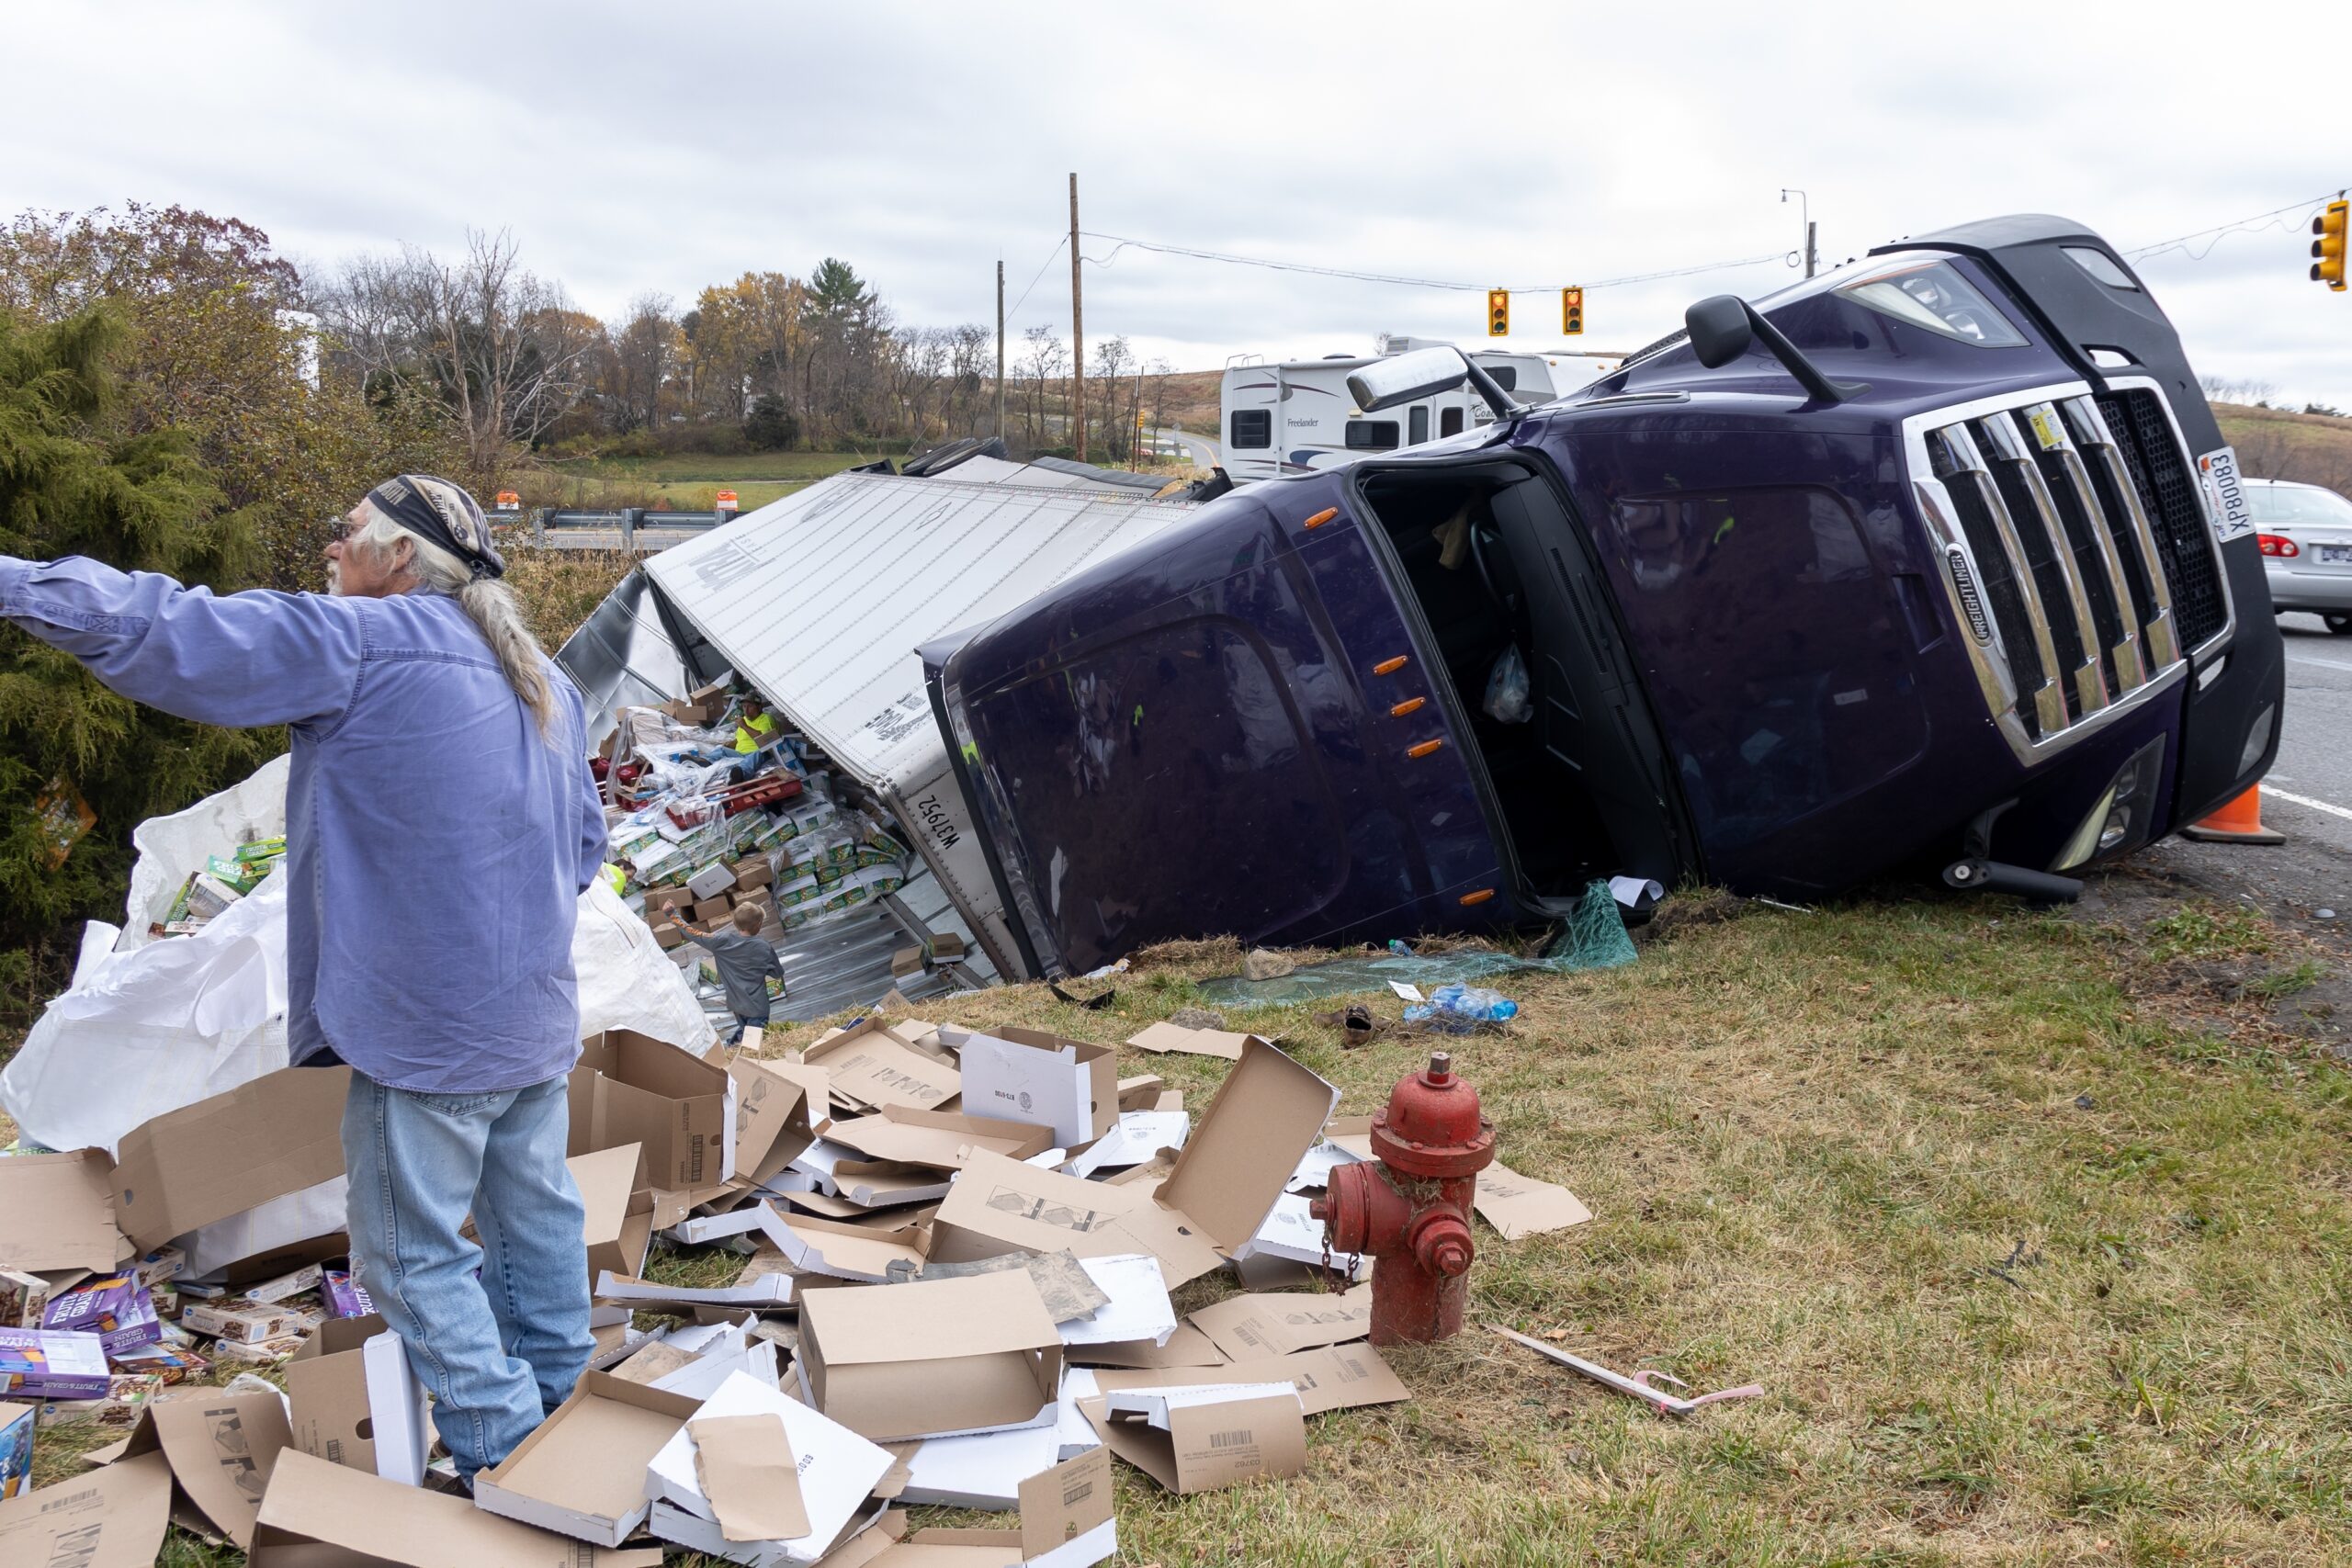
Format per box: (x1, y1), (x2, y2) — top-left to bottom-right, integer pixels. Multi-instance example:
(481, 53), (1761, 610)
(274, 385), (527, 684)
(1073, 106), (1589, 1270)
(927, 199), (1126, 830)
(353, 509), (560, 740)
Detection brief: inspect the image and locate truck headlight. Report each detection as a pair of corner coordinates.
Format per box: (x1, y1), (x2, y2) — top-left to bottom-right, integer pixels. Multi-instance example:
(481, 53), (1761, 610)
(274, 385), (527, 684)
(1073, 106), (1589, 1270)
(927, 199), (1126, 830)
(2238, 704), (2276, 777)
(2053, 736), (2165, 871)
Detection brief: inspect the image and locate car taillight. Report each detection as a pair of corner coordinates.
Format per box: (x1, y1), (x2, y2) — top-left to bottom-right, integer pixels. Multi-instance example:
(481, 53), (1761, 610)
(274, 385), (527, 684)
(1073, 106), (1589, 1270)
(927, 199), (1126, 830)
(2257, 533), (2300, 558)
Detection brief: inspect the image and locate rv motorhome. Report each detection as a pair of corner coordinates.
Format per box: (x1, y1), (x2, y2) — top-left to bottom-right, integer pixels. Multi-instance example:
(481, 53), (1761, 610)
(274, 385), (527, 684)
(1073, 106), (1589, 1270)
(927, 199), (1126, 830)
(1220, 337), (1606, 482)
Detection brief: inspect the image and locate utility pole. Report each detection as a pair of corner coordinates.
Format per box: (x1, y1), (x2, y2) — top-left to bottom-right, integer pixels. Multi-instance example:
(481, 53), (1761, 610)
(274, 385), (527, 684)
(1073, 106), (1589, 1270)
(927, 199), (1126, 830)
(1069, 172), (1086, 463)
(995, 259), (1006, 440)
(1782, 188), (1815, 278)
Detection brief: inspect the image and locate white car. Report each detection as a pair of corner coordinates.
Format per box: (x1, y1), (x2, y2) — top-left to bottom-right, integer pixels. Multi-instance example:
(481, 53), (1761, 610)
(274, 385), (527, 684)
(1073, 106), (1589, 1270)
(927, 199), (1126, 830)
(2250, 477), (2352, 634)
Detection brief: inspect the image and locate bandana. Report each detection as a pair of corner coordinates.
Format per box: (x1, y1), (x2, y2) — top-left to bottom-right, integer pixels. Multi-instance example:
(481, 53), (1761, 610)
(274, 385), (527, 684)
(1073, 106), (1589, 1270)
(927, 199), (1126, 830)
(364, 474), (505, 581)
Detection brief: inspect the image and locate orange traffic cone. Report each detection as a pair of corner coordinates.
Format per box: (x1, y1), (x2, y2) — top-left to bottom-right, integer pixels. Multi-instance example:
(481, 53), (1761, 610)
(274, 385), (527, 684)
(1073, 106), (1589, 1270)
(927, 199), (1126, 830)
(2180, 784), (2285, 845)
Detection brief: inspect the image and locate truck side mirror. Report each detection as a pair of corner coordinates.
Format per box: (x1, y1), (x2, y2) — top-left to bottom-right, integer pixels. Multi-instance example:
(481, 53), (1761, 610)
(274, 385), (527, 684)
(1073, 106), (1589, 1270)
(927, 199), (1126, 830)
(1347, 347), (1471, 412)
(1684, 297), (1754, 368)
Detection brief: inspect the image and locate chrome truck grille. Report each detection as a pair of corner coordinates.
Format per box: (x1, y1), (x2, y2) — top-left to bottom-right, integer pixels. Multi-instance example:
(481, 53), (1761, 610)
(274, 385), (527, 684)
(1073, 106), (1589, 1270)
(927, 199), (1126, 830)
(1907, 380), (2232, 762)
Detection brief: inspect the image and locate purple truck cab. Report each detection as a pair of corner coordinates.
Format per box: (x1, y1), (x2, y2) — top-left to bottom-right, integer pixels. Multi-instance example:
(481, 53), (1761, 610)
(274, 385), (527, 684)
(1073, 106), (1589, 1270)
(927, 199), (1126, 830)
(925, 216), (2281, 978)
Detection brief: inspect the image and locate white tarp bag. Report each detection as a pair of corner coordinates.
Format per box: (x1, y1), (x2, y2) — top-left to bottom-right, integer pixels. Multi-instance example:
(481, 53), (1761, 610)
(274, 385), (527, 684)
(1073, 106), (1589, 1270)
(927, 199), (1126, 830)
(1, 755), (712, 1156)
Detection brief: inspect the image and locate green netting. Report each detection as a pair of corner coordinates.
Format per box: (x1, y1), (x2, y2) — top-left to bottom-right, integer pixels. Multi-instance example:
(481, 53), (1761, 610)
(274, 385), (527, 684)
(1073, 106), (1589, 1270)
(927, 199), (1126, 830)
(1198, 879), (1636, 1010)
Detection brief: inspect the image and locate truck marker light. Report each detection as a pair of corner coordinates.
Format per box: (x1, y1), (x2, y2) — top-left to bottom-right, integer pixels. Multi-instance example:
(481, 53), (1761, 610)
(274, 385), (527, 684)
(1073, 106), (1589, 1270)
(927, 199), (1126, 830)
(1374, 656), (1410, 675)
(1459, 888), (1496, 906)
(1304, 508), (1339, 529)
(1390, 697), (1427, 717)
(1408, 739), (1446, 758)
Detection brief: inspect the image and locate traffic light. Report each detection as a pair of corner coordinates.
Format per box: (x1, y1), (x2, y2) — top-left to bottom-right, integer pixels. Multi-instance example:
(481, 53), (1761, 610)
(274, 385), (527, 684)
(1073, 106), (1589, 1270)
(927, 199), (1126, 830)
(1487, 288), (1510, 337)
(1562, 286), (1584, 336)
(2315, 199), (2348, 292)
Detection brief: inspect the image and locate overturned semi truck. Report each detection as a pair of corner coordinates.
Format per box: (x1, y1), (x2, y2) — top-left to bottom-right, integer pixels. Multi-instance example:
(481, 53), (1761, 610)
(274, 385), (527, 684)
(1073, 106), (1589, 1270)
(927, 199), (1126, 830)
(571, 215), (2281, 984)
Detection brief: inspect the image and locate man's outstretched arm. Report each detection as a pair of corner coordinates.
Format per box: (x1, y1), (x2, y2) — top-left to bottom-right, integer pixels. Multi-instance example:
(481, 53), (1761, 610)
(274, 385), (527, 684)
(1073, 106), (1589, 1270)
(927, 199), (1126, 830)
(0, 557), (364, 730)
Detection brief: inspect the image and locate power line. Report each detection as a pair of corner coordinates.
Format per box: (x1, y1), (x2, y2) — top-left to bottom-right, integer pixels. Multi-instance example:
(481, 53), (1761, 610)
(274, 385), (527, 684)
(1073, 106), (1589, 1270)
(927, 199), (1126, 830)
(1004, 234), (1067, 320)
(1076, 231), (1786, 293)
(2123, 190), (2345, 264)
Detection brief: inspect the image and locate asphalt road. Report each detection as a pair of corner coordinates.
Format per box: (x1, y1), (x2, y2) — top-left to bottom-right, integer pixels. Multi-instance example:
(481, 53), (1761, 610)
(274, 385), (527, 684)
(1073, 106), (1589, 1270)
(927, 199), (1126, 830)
(1153, 426), (1220, 470)
(2264, 612), (2352, 857)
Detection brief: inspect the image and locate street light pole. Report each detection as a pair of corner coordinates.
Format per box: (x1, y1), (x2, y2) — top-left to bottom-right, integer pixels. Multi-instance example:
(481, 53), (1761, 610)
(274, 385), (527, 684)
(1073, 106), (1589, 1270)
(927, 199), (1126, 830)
(1781, 188), (1815, 278)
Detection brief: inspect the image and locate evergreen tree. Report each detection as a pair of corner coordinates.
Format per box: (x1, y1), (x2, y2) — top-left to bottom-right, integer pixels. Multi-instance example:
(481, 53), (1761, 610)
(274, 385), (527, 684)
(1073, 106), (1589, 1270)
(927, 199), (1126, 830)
(0, 308), (282, 1012)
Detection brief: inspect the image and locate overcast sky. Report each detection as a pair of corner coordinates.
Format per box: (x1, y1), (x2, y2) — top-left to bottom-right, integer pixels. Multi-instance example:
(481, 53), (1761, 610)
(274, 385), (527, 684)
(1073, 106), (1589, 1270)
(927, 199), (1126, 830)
(9, 2), (2350, 408)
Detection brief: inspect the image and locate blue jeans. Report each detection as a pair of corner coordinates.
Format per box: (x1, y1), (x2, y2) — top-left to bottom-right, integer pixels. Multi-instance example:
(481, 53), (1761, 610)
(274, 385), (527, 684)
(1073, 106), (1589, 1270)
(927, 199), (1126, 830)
(342, 1071), (594, 1480)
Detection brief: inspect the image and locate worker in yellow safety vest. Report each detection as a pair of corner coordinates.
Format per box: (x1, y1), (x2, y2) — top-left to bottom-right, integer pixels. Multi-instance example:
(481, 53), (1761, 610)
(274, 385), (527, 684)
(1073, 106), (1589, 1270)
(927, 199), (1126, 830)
(733, 696), (776, 755)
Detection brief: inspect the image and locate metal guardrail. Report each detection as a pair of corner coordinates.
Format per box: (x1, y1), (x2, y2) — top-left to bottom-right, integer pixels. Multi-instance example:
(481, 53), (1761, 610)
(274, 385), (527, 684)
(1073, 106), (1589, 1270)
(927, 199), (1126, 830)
(507, 507), (741, 553)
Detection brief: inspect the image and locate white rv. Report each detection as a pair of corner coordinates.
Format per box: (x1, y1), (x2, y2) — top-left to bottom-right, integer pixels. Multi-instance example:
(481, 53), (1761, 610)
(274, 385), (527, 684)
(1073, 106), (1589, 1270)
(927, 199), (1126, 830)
(1219, 336), (1608, 482)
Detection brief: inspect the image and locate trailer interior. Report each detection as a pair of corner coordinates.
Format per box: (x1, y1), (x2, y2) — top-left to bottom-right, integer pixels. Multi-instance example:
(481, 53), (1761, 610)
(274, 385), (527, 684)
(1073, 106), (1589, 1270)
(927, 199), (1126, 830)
(1351, 457), (1689, 903)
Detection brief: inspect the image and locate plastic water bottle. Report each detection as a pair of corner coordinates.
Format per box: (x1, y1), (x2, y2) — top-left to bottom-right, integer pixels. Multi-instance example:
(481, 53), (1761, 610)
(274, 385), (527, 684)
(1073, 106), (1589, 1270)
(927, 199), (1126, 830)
(1403, 983), (1518, 1031)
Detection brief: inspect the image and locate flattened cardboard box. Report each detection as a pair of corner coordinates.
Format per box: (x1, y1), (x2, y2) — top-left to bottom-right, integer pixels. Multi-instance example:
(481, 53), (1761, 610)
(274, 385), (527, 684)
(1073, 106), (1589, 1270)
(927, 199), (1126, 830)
(0, 1147), (127, 1274)
(950, 1026), (1117, 1147)
(800, 1018), (959, 1113)
(1123, 1021), (1260, 1062)
(571, 1028), (738, 1189)
(111, 1066), (351, 1254)
(799, 1269), (1062, 1442)
(0, 1449), (172, 1568)
(1474, 1161), (1593, 1240)
(825, 1105), (1054, 1170)
(930, 1149), (1220, 1285)
(475, 1371), (701, 1546)
(252, 1449), (663, 1567)
(119, 1387), (293, 1548)
(1187, 1282), (1374, 1360)
(1086, 1382), (1306, 1495)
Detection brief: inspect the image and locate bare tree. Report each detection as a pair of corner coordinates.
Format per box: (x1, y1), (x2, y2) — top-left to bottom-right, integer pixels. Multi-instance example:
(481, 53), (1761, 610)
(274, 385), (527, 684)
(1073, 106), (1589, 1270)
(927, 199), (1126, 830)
(316, 230), (595, 480)
(1018, 326), (1067, 449)
(610, 293), (681, 434)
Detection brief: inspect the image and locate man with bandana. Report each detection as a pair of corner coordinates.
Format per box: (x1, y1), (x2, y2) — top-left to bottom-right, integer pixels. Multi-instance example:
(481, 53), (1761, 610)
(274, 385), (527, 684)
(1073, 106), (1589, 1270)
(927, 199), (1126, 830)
(1, 476), (605, 1483)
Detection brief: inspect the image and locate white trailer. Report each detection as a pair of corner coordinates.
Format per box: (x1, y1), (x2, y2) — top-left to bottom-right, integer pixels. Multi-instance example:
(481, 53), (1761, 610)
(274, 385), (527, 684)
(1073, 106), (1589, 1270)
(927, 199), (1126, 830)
(1218, 336), (1595, 482)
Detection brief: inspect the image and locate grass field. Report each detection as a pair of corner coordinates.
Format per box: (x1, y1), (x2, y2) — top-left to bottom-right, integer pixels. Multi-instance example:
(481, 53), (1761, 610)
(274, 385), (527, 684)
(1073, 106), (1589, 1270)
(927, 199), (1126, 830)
(532, 449), (898, 513)
(19, 875), (2345, 1566)
(2214, 401), (2352, 492)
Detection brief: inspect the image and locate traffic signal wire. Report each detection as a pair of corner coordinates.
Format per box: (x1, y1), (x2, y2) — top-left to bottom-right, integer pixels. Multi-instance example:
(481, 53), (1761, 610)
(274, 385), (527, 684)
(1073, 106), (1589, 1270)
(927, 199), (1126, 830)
(1075, 231), (1786, 294)
(2124, 189), (2348, 265)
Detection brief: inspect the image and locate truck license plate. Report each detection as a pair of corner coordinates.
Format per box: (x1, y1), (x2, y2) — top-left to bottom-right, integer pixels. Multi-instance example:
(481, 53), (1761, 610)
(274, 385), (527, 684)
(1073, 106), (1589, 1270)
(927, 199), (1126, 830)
(2197, 446), (2253, 543)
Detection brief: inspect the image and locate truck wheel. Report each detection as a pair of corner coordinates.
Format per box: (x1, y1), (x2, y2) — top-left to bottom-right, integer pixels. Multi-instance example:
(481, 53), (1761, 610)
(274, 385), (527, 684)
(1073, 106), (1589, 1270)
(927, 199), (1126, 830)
(2329, 613), (2352, 636)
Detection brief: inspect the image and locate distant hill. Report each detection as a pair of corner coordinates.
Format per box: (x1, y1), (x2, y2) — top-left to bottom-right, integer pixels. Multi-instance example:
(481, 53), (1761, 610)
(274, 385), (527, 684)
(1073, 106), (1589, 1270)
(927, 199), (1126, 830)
(2212, 401), (2352, 495)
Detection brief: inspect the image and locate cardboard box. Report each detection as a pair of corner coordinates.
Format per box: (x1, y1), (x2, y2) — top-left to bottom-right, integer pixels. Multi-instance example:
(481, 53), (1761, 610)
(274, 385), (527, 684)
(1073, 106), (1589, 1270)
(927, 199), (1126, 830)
(251, 1448), (663, 1567)
(729, 1056), (828, 1190)
(572, 1144), (655, 1288)
(1066, 1322), (1229, 1371)
(652, 919), (691, 951)
(0, 1325), (109, 1398)
(1187, 1284), (1374, 1361)
(0, 1449), (171, 1566)
(119, 1387), (293, 1548)
(475, 1371), (700, 1546)
(732, 857), (775, 892)
(0, 1148), (127, 1274)
(889, 945), (925, 980)
(1154, 1038), (1338, 1262)
(799, 1271), (1063, 1443)
(690, 1412), (811, 1543)
(643, 1369), (896, 1565)
(572, 1030), (737, 1190)
(885, 1448), (1116, 1565)
(594, 1269), (796, 1314)
(1088, 1382), (1306, 1495)
(951, 1026), (1118, 1147)
(284, 1314), (430, 1484)
(932, 1149), (1221, 1285)
(0, 1400), (30, 1500)
(688, 862), (740, 900)
(110, 1066), (352, 1253)
(799, 1019), (959, 1113)
(694, 896), (734, 925)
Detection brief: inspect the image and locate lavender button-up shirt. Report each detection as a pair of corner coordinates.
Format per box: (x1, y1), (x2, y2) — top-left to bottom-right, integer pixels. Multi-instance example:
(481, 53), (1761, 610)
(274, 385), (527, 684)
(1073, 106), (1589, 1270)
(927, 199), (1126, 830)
(2, 557), (606, 1093)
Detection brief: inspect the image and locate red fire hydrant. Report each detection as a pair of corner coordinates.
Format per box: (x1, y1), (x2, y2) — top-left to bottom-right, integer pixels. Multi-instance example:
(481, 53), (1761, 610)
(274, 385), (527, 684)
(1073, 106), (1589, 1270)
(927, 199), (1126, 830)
(1311, 1050), (1496, 1345)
